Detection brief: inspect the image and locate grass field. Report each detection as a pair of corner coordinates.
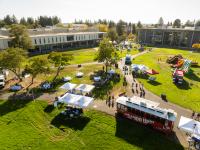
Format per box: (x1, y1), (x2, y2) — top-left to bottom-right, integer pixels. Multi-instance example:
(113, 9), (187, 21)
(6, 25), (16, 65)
(117, 49), (140, 58)
(133, 48), (200, 111)
(30, 47), (140, 65)
(30, 48), (98, 65)
(0, 100), (183, 150)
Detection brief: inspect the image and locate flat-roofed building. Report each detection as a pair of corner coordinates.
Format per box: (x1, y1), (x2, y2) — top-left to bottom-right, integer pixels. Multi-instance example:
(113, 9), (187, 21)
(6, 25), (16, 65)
(137, 27), (200, 49)
(0, 28), (105, 53)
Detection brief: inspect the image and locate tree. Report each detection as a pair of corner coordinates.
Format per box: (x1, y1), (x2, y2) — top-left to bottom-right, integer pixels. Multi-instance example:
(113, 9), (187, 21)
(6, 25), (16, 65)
(3, 15), (13, 25)
(27, 17), (34, 25)
(116, 20), (126, 36)
(132, 24), (136, 34)
(98, 24), (108, 32)
(52, 16), (60, 25)
(107, 28), (118, 41)
(128, 33), (135, 41)
(173, 19), (181, 28)
(95, 38), (115, 72)
(20, 17), (27, 25)
(0, 48), (27, 81)
(195, 20), (200, 27)
(137, 21), (142, 28)
(26, 57), (50, 84)
(11, 15), (18, 24)
(192, 43), (200, 51)
(9, 24), (33, 50)
(48, 52), (73, 82)
(108, 20), (115, 29)
(158, 17), (164, 26)
(185, 20), (194, 27)
(0, 20), (5, 28)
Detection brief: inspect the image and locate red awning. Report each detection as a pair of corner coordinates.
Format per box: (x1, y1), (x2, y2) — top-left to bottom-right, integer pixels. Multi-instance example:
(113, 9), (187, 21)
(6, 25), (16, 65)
(146, 69), (159, 75)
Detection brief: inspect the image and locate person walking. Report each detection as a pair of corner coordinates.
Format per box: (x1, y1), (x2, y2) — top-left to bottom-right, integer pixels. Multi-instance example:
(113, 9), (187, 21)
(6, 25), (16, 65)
(140, 91), (142, 97)
(143, 90), (146, 98)
(112, 99), (114, 108)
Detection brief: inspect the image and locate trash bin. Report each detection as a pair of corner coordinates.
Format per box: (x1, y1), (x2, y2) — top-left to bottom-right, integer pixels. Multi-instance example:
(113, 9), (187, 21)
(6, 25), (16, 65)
(161, 94), (167, 101)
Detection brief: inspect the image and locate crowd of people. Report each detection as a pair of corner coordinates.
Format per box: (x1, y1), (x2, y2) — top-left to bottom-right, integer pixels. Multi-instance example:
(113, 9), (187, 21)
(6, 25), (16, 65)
(132, 79), (146, 98)
(106, 93), (115, 108)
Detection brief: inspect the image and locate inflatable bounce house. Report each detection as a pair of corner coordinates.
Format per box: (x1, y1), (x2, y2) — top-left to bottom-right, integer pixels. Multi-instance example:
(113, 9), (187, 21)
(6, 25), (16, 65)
(167, 55), (191, 84)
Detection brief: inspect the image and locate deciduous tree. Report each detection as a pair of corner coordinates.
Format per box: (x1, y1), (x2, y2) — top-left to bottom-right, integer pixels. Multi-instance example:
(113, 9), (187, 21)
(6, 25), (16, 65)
(26, 57), (50, 84)
(173, 19), (181, 28)
(95, 38), (115, 72)
(0, 48), (27, 81)
(107, 28), (118, 41)
(48, 52), (73, 82)
(9, 24), (33, 50)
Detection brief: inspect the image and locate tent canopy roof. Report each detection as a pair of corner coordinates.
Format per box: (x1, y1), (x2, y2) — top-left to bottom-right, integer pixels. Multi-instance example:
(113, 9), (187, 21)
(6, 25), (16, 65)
(58, 93), (94, 108)
(75, 84), (95, 93)
(178, 116), (200, 136)
(60, 82), (77, 90)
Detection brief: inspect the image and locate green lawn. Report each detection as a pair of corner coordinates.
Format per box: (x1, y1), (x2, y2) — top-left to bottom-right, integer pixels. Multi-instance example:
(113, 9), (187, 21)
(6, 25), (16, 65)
(133, 48), (200, 111)
(0, 100), (183, 150)
(30, 48), (98, 65)
(117, 49), (140, 58)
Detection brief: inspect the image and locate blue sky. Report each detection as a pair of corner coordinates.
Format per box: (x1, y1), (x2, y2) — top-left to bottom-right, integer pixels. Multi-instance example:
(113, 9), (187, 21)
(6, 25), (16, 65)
(0, 0), (199, 23)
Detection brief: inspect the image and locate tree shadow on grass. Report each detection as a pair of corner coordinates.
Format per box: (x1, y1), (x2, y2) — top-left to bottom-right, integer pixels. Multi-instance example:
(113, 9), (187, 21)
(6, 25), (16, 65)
(51, 113), (90, 131)
(0, 92), (33, 116)
(115, 115), (184, 150)
(44, 104), (55, 113)
(184, 69), (200, 82)
(175, 80), (191, 90)
(147, 80), (162, 86)
(93, 81), (115, 99)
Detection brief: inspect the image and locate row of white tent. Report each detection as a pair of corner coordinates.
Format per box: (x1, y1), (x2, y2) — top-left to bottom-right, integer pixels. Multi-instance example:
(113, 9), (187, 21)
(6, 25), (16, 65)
(178, 116), (200, 141)
(54, 93), (94, 108)
(60, 83), (95, 93)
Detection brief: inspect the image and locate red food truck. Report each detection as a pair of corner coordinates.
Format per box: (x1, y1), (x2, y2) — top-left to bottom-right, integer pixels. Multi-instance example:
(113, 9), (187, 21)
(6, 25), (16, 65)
(116, 96), (177, 133)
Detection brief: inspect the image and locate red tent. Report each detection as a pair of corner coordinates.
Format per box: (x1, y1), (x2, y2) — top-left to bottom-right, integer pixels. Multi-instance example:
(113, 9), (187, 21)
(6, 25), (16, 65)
(146, 69), (159, 75)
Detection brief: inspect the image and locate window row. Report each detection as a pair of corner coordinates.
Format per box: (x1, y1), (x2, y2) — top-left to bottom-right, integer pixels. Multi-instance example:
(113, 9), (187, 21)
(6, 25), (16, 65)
(33, 34), (99, 45)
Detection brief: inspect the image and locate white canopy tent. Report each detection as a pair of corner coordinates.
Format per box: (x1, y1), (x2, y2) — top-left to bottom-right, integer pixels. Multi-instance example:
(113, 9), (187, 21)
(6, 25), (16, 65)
(108, 69), (115, 74)
(75, 84), (95, 94)
(57, 93), (94, 108)
(58, 93), (81, 104)
(74, 96), (94, 108)
(178, 116), (200, 137)
(60, 82), (77, 91)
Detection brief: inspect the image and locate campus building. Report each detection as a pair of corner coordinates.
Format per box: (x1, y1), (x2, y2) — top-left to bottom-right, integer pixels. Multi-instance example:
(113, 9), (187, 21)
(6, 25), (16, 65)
(0, 27), (105, 53)
(137, 27), (200, 49)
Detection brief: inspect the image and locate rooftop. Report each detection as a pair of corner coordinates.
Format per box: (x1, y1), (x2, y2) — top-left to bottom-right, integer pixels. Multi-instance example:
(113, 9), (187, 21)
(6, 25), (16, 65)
(116, 96), (177, 121)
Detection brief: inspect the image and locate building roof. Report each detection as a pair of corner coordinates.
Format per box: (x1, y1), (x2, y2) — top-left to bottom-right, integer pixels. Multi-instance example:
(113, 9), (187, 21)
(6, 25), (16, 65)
(116, 96), (177, 121)
(0, 31), (105, 40)
(138, 27), (200, 32)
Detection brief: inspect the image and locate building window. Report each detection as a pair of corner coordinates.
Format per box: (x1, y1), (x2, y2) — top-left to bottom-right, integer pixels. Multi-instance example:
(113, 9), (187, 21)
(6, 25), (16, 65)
(48, 38), (50, 43)
(44, 38), (46, 44)
(56, 37), (57, 42)
(34, 39), (37, 45)
(67, 35), (74, 41)
(39, 39), (41, 44)
(52, 38), (54, 43)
